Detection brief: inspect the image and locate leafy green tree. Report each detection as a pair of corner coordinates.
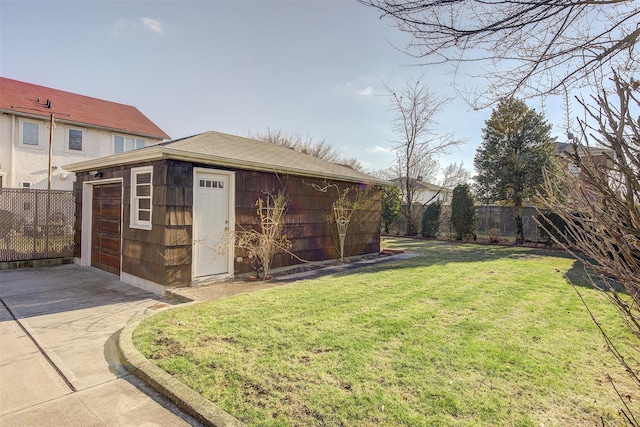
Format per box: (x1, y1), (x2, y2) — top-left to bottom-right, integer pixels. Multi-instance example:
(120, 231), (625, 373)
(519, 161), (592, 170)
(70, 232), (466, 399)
(450, 184), (476, 240)
(421, 201), (442, 238)
(380, 185), (402, 234)
(474, 98), (556, 244)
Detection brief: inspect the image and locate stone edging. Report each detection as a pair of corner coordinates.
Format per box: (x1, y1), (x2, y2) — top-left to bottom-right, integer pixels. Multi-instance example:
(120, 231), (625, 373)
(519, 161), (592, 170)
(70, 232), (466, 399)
(117, 308), (245, 427)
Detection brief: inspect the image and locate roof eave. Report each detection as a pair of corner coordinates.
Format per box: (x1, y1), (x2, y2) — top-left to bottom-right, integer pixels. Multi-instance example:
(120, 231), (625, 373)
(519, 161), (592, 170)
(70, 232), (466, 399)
(0, 108), (170, 140)
(65, 147), (390, 186)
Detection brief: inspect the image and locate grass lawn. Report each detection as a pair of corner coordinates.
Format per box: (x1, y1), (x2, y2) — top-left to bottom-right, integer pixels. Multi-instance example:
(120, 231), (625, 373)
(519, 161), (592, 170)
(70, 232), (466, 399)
(133, 238), (639, 426)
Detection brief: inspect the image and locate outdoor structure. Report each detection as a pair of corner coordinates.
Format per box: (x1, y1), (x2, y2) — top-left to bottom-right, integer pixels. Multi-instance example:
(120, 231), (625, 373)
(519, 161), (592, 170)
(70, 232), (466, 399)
(66, 131), (386, 295)
(556, 141), (613, 181)
(391, 177), (453, 205)
(0, 77), (170, 190)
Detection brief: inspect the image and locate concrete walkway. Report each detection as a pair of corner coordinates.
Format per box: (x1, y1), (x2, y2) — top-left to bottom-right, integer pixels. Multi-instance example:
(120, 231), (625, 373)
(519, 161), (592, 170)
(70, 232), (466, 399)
(0, 264), (202, 427)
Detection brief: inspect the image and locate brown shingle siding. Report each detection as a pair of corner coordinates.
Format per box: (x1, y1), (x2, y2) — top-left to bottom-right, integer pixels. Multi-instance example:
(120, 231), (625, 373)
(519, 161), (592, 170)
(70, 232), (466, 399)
(74, 157), (381, 287)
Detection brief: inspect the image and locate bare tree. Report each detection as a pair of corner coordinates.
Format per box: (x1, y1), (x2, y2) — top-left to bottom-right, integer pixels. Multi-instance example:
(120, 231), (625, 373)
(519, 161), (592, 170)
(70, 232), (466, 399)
(254, 128), (367, 172)
(442, 161), (471, 188)
(233, 192), (291, 280)
(360, 0), (639, 107)
(307, 181), (376, 260)
(537, 73), (640, 420)
(254, 128), (341, 162)
(385, 75), (464, 234)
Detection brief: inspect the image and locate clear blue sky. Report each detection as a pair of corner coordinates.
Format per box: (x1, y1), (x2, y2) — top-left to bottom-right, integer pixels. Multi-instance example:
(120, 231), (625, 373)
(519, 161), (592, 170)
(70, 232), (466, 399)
(1, 0), (570, 178)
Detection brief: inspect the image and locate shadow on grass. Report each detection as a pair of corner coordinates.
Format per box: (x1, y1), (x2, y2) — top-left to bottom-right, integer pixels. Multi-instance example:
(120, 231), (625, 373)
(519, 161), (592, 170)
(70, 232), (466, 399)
(374, 237), (622, 293)
(383, 237), (571, 263)
(563, 256), (628, 294)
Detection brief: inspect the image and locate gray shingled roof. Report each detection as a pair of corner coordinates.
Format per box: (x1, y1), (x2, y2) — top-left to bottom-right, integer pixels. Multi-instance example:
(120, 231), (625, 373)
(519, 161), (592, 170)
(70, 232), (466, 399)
(67, 131), (388, 185)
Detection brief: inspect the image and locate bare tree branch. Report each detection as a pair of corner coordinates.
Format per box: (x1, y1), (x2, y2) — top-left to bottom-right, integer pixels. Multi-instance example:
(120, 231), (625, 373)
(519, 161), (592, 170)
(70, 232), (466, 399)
(360, 0), (639, 107)
(537, 72), (640, 415)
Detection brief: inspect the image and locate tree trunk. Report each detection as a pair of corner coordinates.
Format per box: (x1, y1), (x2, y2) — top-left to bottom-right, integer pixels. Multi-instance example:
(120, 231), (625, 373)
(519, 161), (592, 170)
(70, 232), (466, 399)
(403, 204), (417, 236)
(514, 194), (524, 245)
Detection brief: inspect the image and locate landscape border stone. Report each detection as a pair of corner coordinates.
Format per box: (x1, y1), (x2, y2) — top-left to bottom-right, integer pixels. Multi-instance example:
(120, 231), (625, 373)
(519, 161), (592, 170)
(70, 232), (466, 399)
(117, 309), (246, 427)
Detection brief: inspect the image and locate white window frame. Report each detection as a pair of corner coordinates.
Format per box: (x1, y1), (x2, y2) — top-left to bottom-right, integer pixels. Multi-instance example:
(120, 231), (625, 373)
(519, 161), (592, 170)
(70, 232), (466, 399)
(568, 162), (580, 176)
(130, 166), (153, 230)
(66, 127), (84, 152)
(114, 135), (146, 154)
(19, 119), (42, 148)
(20, 181), (32, 189)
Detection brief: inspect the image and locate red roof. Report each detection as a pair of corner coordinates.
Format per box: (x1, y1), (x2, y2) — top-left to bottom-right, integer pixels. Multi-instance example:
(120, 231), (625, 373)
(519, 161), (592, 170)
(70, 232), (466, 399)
(0, 77), (170, 140)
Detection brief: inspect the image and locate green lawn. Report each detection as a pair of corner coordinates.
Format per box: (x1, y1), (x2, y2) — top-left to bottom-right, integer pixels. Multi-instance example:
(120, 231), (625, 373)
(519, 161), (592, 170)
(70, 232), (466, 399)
(134, 238), (638, 426)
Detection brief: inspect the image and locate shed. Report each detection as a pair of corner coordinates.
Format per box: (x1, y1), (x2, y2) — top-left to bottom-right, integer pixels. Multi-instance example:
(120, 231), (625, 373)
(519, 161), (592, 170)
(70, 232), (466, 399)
(66, 131), (387, 295)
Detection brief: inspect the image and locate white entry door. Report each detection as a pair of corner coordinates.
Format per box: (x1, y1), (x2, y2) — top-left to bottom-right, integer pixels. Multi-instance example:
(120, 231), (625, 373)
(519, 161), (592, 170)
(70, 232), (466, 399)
(193, 171), (231, 277)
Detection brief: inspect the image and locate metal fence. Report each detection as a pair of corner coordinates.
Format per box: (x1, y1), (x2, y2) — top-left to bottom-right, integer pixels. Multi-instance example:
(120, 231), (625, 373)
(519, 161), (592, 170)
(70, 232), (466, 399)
(0, 188), (75, 262)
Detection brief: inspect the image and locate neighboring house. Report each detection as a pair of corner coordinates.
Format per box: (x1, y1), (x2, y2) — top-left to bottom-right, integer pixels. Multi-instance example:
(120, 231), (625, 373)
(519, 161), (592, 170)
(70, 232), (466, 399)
(555, 141), (614, 206)
(0, 77), (170, 190)
(66, 131), (387, 295)
(391, 177), (453, 205)
(556, 141), (613, 182)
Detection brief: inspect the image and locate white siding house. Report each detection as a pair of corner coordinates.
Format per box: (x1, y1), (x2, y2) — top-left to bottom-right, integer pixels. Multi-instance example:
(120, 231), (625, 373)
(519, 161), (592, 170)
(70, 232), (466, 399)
(0, 77), (170, 190)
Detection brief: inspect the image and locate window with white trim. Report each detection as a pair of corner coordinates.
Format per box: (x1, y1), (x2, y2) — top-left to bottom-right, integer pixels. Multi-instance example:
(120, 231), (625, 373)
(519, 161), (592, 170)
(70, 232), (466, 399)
(130, 166), (153, 229)
(67, 128), (83, 151)
(114, 135), (145, 154)
(21, 121), (40, 146)
(568, 163), (580, 176)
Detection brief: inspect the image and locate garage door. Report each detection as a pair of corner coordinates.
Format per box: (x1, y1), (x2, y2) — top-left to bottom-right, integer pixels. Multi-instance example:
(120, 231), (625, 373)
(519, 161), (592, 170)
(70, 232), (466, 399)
(91, 183), (122, 274)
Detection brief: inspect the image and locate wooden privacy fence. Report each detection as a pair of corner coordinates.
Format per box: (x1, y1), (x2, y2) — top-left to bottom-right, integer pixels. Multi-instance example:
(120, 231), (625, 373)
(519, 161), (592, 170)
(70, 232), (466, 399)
(0, 188), (75, 263)
(389, 204), (543, 241)
(475, 205), (542, 241)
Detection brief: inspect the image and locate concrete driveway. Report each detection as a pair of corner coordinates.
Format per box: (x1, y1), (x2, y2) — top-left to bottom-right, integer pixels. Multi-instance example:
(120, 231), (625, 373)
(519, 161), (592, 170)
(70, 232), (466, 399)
(0, 263), (201, 426)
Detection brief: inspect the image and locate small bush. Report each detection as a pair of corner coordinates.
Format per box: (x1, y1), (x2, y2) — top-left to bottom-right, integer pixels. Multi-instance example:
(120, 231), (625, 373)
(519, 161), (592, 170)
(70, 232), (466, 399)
(421, 201), (443, 238)
(451, 184), (477, 240)
(488, 227), (501, 243)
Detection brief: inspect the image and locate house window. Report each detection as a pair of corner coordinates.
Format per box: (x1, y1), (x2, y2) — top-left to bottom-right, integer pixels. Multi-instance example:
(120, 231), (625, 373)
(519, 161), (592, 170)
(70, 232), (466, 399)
(21, 182), (32, 189)
(68, 128), (83, 151)
(199, 179), (224, 189)
(115, 135), (145, 154)
(130, 166), (153, 229)
(568, 163), (580, 176)
(21, 121), (40, 146)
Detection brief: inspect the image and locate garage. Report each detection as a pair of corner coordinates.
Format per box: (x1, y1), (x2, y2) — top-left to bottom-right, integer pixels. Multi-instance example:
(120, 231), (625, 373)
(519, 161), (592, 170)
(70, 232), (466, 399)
(91, 182), (122, 274)
(67, 131), (384, 295)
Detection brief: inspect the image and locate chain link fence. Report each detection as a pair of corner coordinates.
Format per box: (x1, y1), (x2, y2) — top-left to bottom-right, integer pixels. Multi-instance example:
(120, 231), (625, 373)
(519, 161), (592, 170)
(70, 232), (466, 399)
(0, 188), (75, 262)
